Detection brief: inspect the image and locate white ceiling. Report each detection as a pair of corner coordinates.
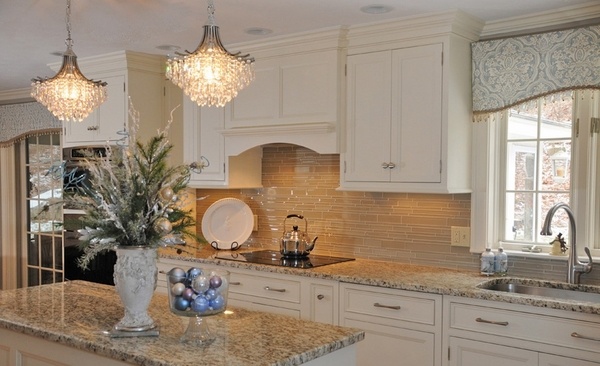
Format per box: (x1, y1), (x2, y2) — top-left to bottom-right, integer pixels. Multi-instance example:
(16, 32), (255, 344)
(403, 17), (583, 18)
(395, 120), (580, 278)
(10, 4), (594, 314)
(0, 0), (597, 94)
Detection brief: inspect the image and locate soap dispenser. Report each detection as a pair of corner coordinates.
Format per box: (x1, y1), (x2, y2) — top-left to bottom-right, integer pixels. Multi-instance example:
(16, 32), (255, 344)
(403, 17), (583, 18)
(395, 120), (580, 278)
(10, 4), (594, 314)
(480, 248), (495, 276)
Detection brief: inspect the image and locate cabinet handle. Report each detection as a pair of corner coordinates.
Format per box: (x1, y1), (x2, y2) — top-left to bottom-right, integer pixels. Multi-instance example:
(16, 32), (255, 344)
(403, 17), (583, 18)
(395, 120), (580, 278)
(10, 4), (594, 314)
(381, 162), (390, 169)
(264, 286), (286, 293)
(571, 332), (600, 342)
(229, 281), (241, 286)
(317, 294), (325, 300)
(373, 302), (401, 310)
(475, 317), (509, 326)
(87, 126), (99, 131)
(387, 162), (396, 169)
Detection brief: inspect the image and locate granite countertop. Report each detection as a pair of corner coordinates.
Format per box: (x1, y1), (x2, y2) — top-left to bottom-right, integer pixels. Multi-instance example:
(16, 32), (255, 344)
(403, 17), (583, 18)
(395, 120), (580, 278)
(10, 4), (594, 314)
(0, 281), (363, 366)
(161, 246), (600, 316)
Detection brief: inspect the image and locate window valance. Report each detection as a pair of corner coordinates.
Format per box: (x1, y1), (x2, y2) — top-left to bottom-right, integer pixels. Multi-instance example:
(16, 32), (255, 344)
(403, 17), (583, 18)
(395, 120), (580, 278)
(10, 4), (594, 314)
(472, 25), (600, 121)
(0, 102), (61, 147)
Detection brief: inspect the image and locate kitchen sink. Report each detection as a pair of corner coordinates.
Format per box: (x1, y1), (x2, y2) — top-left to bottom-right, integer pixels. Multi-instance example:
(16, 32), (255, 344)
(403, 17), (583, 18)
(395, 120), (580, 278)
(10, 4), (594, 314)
(478, 279), (600, 303)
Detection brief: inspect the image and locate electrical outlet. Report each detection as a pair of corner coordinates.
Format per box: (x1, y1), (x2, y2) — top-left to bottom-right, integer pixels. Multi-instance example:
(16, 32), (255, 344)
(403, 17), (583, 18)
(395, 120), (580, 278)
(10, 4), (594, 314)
(451, 226), (470, 247)
(253, 214), (258, 231)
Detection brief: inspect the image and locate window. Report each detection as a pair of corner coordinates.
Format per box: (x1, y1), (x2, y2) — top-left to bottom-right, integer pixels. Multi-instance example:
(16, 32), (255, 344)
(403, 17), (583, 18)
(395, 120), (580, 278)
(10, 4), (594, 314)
(25, 134), (63, 286)
(471, 91), (600, 256)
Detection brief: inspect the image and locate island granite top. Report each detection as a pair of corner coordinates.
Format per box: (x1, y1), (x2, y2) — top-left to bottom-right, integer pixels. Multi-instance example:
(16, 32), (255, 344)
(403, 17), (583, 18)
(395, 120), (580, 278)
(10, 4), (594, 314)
(160, 246), (600, 316)
(0, 281), (363, 366)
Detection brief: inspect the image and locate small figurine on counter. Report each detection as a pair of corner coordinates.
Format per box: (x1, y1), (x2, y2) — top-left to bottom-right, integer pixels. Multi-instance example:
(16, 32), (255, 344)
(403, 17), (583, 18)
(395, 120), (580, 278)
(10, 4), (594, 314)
(549, 233), (568, 256)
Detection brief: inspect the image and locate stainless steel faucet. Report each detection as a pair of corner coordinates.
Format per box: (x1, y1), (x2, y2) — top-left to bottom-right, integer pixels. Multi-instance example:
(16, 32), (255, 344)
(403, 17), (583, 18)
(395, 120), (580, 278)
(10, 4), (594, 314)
(540, 203), (593, 284)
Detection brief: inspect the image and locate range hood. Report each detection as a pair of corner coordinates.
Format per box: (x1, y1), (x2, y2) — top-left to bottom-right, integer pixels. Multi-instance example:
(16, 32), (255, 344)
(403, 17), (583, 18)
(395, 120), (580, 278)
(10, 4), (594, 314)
(221, 122), (338, 156)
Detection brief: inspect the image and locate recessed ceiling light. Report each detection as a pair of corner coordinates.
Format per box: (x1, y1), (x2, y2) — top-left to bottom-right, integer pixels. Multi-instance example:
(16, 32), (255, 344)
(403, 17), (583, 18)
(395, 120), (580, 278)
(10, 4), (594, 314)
(156, 44), (181, 52)
(245, 27), (273, 36)
(360, 4), (394, 14)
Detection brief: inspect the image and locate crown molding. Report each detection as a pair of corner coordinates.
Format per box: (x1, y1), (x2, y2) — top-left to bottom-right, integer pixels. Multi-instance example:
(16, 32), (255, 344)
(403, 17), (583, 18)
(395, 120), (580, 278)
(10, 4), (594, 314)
(480, 2), (600, 40)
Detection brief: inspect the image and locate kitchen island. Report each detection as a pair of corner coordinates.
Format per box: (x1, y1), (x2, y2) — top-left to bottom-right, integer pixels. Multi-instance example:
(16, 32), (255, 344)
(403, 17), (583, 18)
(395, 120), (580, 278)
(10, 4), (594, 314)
(0, 281), (363, 366)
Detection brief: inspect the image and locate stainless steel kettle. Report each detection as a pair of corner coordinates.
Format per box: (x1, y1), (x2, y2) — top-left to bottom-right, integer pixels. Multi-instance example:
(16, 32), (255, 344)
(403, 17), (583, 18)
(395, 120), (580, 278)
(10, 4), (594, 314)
(280, 214), (318, 257)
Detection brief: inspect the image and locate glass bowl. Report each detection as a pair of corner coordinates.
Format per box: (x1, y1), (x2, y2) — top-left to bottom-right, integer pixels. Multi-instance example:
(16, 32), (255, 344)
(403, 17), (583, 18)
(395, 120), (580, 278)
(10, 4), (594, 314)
(166, 267), (230, 344)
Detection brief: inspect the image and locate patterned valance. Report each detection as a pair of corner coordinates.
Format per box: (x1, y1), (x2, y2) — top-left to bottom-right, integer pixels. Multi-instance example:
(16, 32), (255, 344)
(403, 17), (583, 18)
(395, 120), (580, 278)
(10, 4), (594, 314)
(0, 102), (61, 147)
(472, 25), (600, 121)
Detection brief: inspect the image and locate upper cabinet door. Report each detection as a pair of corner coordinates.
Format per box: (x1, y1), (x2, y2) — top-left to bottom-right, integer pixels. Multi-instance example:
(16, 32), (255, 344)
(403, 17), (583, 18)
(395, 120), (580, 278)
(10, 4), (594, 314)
(63, 74), (125, 146)
(390, 43), (442, 183)
(343, 44), (443, 186)
(345, 50), (392, 183)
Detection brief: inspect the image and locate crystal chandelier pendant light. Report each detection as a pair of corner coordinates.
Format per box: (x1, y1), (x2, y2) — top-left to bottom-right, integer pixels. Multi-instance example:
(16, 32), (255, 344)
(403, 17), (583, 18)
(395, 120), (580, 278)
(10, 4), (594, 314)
(166, 0), (255, 107)
(31, 0), (107, 122)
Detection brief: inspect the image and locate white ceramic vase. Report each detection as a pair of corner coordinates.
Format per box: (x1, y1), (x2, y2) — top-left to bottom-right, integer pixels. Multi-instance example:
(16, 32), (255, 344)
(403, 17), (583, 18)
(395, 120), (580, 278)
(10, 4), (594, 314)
(113, 246), (158, 332)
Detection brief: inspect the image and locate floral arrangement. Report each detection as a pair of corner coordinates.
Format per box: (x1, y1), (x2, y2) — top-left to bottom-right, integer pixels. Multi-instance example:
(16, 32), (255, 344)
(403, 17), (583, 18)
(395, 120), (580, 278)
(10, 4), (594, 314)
(66, 105), (197, 268)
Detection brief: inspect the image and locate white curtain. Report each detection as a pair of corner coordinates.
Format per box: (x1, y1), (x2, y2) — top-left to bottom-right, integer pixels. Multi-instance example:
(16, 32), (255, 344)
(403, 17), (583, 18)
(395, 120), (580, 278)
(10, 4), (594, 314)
(472, 25), (600, 121)
(0, 102), (60, 289)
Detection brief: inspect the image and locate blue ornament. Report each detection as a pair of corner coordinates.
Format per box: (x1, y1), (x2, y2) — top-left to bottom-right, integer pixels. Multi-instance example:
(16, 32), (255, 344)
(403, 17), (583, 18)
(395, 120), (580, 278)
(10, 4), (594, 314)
(168, 267), (187, 284)
(205, 288), (217, 300)
(191, 296), (210, 313)
(209, 295), (225, 310)
(187, 267), (203, 281)
(209, 275), (222, 289)
(174, 296), (190, 311)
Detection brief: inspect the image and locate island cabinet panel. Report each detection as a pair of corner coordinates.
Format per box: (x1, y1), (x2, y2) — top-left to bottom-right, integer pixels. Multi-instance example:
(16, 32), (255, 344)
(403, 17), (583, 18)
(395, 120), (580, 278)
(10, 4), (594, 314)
(61, 51), (166, 148)
(443, 296), (600, 366)
(339, 283), (443, 366)
(0, 329), (130, 366)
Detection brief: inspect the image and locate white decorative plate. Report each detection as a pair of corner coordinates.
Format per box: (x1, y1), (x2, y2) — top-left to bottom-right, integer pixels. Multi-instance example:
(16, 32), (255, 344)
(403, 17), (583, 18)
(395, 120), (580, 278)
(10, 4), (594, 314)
(201, 198), (253, 250)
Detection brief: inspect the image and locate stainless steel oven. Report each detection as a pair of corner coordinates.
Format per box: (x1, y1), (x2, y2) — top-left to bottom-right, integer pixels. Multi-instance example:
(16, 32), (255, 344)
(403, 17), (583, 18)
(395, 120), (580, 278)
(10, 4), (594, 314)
(63, 146), (109, 194)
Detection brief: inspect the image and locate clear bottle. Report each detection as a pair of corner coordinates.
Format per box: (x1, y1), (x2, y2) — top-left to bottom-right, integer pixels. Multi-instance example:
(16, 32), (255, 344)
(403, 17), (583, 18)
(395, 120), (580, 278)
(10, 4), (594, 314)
(480, 248), (495, 275)
(495, 247), (508, 275)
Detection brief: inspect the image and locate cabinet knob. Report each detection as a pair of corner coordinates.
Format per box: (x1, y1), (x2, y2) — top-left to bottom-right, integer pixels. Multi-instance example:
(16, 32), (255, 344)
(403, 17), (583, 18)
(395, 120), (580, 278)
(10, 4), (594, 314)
(317, 294), (325, 300)
(387, 162), (396, 169)
(381, 162), (390, 169)
(87, 126), (99, 131)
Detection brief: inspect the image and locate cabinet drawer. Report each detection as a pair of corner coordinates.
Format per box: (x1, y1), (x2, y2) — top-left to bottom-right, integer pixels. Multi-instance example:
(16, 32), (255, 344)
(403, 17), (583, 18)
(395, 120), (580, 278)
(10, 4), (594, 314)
(448, 301), (600, 354)
(228, 272), (301, 304)
(342, 284), (438, 326)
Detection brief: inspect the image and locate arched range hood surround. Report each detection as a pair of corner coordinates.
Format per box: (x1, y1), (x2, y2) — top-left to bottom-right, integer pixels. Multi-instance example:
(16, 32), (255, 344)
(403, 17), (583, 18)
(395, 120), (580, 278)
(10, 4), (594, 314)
(220, 122), (338, 156)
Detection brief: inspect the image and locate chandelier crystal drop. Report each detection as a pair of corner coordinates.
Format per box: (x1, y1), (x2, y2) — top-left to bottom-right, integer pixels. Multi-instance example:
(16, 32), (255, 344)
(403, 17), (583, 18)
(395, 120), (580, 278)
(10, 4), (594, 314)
(31, 0), (107, 122)
(166, 0), (254, 107)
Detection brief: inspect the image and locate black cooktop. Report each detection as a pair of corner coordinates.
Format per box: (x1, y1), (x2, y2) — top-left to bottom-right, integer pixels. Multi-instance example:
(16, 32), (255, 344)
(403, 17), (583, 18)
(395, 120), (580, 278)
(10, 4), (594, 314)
(214, 250), (354, 269)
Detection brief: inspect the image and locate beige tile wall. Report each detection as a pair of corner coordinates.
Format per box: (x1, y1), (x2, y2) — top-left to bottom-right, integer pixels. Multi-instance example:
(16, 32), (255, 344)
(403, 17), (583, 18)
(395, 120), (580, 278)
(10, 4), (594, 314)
(196, 144), (600, 285)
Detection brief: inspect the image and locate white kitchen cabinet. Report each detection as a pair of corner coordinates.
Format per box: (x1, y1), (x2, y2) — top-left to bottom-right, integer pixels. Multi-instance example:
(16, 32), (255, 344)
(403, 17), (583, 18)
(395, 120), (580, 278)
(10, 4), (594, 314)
(443, 296), (600, 366)
(341, 14), (476, 194)
(344, 45), (442, 186)
(340, 282), (442, 366)
(60, 51), (166, 148)
(448, 337), (538, 366)
(539, 354), (600, 366)
(183, 100), (262, 189)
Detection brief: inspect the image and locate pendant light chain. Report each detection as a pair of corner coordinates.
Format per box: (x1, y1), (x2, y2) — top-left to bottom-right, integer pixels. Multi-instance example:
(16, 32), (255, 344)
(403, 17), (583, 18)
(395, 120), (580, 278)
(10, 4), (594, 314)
(30, 0), (108, 122)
